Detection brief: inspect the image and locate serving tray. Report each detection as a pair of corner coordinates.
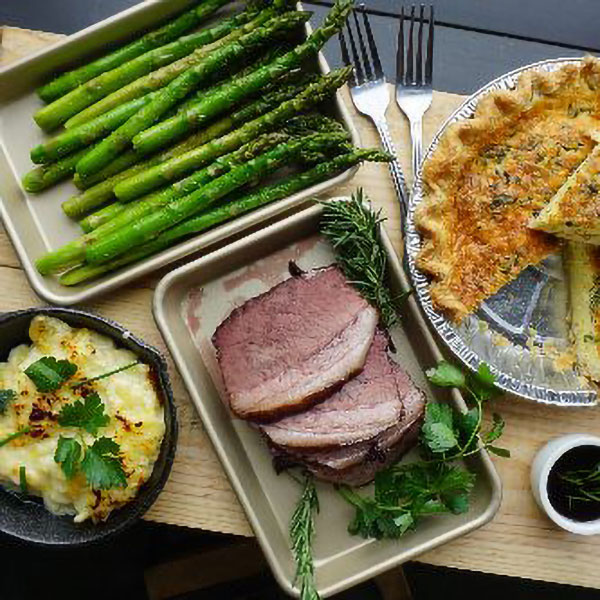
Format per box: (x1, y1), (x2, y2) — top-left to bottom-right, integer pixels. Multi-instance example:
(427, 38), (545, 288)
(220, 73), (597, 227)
(0, 0), (359, 306)
(153, 199), (501, 598)
(406, 57), (599, 407)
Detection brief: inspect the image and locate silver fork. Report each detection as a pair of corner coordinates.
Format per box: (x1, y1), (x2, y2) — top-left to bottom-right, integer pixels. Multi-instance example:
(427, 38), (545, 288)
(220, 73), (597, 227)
(339, 6), (409, 213)
(396, 5), (434, 182)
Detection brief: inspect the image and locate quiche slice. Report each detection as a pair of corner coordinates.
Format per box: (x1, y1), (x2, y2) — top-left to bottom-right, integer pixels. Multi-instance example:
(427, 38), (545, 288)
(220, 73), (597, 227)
(530, 144), (600, 243)
(416, 57), (600, 322)
(565, 242), (600, 380)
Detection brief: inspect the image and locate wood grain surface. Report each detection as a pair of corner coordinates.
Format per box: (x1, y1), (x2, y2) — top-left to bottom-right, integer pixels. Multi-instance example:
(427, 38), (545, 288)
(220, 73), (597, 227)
(3, 25), (600, 590)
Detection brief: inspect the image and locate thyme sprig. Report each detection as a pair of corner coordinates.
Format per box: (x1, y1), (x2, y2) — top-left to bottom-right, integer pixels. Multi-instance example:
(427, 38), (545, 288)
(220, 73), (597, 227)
(320, 189), (408, 328)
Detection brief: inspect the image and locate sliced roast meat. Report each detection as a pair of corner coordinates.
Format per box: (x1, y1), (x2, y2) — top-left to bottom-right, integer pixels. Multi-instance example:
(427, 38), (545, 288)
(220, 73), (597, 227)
(212, 265), (378, 421)
(261, 331), (414, 449)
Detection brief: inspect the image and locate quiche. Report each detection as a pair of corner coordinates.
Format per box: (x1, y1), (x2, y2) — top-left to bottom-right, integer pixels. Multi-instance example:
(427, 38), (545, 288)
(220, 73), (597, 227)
(530, 144), (600, 243)
(564, 242), (600, 380)
(416, 57), (600, 322)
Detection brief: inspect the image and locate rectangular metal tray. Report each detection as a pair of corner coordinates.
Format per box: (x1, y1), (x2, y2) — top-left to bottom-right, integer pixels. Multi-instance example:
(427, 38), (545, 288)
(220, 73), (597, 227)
(153, 200), (502, 598)
(0, 0), (360, 306)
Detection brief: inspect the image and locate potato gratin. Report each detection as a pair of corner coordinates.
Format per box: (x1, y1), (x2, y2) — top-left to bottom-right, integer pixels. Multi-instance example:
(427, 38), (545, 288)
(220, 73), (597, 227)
(0, 316), (165, 523)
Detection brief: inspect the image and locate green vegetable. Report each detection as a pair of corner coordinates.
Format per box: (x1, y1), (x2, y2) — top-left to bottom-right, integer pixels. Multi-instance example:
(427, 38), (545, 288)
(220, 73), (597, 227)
(59, 148), (391, 285)
(81, 437), (127, 490)
(320, 189), (405, 328)
(0, 429), (30, 448)
(132, 0), (352, 157)
(19, 466), (28, 494)
(80, 204), (126, 233)
(0, 390), (17, 415)
(290, 475), (320, 600)
(75, 10), (311, 177)
(31, 91), (161, 164)
(54, 436), (82, 479)
(24, 357), (78, 392)
(339, 361), (508, 540)
(70, 361), (139, 388)
(36, 0), (231, 103)
(37, 133), (291, 274)
(21, 147), (90, 193)
(113, 67), (351, 201)
(57, 392), (110, 436)
(86, 133), (340, 265)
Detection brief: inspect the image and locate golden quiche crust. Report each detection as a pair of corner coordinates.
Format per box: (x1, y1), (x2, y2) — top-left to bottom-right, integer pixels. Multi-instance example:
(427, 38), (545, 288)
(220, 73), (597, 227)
(416, 57), (600, 322)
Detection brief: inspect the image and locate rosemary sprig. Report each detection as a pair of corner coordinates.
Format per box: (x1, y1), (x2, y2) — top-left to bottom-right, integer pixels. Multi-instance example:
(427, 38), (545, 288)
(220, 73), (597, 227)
(290, 475), (321, 600)
(320, 189), (408, 328)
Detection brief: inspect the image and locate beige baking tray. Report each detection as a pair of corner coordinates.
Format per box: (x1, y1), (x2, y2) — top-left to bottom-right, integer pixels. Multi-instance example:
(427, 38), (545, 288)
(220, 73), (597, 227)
(153, 199), (502, 598)
(0, 0), (360, 306)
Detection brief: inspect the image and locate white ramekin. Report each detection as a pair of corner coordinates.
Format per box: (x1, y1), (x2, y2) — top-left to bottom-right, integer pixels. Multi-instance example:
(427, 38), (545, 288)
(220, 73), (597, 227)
(531, 433), (600, 535)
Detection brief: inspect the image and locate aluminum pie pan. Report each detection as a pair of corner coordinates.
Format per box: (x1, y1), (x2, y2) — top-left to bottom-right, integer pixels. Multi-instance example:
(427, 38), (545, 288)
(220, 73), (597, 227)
(0, 0), (360, 306)
(406, 57), (598, 407)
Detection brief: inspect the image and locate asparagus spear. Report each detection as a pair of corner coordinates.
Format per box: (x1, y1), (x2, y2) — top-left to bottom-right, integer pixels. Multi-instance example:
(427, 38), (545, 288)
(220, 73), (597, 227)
(80, 203), (127, 233)
(36, 0), (234, 103)
(64, 6), (283, 131)
(114, 67), (351, 201)
(30, 91), (163, 164)
(36, 133), (290, 275)
(133, 0), (352, 156)
(75, 11), (311, 177)
(86, 133), (338, 264)
(21, 147), (91, 193)
(59, 148), (391, 285)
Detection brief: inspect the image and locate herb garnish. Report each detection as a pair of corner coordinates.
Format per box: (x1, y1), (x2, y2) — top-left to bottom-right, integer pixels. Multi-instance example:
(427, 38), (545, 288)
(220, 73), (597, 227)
(290, 475), (321, 600)
(19, 466), (28, 495)
(70, 361), (139, 388)
(57, 392), (110, 435)
(320, 190), (408, 328)
(0, 390), (17, 414)
(25, 357), (77, 392)
(54, 436), (127, 489)
(0, 428), (30, 448)
(338, 360), (509, 540)
(560, 462), (600, 506)
(54, 436), (82, 479)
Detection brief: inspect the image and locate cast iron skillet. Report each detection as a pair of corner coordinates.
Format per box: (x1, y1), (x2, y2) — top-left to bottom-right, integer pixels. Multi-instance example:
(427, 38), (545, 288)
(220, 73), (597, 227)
(0, 306), (178, 545)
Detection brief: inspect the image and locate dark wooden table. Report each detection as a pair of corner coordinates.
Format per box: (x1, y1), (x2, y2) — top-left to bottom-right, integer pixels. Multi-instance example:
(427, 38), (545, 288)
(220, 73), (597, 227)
(2, 0), (598, 94)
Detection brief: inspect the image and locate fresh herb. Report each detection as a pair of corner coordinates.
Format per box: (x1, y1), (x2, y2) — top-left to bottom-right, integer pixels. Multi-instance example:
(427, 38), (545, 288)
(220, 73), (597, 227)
(339, 361), (509, 540)
(24, 357), (77, 392)
(320, 189), (408, 328)
(560, 462), (600, 506)
(54, 436), (82, 479)
(0, 390), (17, 414)
(70, 361), (139, 388)
(0, 428), (30, 448)
(19, 466), (28, 495)
(81, 437), (127, 490)
(57, 392), (110, 435)
(290, 475), (321, 600)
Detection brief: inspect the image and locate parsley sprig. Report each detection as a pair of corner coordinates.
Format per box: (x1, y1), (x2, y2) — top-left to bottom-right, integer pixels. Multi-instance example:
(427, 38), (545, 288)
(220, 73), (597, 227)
(25, 357), (77, 392)
(290, 475), (321, 600)
(57, 392), (110, 435)
(0, 390), (16, 414)
(338, 360), (509, 540)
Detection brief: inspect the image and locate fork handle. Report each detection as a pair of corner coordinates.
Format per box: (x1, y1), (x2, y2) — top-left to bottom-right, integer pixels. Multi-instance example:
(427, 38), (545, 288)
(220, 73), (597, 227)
(374, 119), (409, 215)
(410, 118), (424, 182)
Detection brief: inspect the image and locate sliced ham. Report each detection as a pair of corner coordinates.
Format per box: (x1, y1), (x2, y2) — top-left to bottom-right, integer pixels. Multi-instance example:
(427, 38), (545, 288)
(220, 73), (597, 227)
(212, 265), (378, 422)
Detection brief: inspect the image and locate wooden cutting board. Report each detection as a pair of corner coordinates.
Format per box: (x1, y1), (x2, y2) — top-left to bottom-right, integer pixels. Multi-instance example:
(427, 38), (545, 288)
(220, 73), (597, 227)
(2, 25), (600, 590)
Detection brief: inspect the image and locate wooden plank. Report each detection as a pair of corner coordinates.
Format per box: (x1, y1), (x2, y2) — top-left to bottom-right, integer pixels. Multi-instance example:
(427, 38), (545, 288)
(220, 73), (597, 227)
(307, 3), (594, 95)
(7, 25), (600, 592)
(311, 0), (600, 52)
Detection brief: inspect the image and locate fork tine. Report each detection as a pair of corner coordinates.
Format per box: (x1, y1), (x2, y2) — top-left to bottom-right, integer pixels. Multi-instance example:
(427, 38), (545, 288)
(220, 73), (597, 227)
(345, 21), (365, 86)
(416, 4), (424, 85)
(352, 9), (373, 81)
(338, 31), (357, 87)
(360, 5), (383, 80)
(406, 6), (415, 84)
(425, 5), (434, 84)
(396, 6), (405, 85)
